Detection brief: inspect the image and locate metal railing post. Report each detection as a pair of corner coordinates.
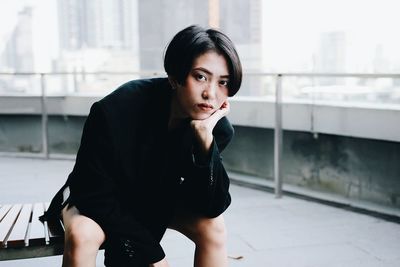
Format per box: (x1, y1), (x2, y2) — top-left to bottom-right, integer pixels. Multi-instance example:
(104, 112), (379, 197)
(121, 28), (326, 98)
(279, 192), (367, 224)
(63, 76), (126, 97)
(274, 74), (283, 198)
(40, 73), (49, 159)
(73, 68), (78, 93)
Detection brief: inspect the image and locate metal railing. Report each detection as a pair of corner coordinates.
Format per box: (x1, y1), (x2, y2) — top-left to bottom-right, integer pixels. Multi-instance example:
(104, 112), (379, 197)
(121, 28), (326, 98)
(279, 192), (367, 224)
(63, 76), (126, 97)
(1, 71), (400, 198)
(243, 72), (400, 198)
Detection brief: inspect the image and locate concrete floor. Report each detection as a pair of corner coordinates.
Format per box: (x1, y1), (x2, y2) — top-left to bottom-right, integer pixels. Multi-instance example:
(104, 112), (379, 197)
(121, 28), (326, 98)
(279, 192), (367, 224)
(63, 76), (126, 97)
(0, 156), (400, 267)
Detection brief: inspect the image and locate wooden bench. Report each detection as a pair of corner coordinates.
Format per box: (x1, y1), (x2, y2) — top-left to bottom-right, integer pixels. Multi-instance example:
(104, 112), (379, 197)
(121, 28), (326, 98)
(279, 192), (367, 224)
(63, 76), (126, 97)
(0, 203), (64, 261)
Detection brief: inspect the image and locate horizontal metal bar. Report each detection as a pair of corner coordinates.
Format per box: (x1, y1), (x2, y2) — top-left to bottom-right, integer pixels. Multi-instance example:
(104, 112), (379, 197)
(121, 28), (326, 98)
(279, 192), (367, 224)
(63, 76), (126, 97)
(0, 72), (399, 78)
(0, 152), (76, 160)
(0, 71), (166, 76)
(244, 72), (400, 78)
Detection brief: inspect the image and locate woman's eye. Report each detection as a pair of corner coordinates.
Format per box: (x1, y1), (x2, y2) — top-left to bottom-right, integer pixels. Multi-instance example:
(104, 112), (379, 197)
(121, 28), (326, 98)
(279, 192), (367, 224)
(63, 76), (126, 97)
(196, 74), (206, 81)
(219, 80), (228, 86)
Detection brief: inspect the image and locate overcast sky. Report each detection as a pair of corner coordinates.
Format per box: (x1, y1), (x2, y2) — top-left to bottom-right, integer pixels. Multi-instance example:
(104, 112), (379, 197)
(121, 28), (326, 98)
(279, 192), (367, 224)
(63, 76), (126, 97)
(1, 0), (399, 72)
(261, 0), (400, 71)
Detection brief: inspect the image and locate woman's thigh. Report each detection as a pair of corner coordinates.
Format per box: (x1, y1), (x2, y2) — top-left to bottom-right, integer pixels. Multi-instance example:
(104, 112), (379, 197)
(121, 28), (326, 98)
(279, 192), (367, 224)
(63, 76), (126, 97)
(168, 208), (226, 243)
(62, 204), (106, 246)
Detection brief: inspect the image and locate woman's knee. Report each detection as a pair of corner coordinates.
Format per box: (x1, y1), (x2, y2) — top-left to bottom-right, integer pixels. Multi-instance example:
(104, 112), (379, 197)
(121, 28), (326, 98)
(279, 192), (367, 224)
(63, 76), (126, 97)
(63, 207), (105, 252)
(187, 215), (227, 248)
(65, 218), (104, 249)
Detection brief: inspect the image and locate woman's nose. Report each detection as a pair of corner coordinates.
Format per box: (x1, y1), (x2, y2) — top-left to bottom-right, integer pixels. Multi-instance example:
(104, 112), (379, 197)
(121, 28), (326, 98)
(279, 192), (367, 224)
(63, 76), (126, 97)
(202, 83), (217, 100)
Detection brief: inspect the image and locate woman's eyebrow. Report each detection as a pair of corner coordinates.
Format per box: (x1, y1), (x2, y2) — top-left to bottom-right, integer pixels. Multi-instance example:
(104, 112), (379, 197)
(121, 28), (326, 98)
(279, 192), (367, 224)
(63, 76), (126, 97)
(192, 67), (230, 78)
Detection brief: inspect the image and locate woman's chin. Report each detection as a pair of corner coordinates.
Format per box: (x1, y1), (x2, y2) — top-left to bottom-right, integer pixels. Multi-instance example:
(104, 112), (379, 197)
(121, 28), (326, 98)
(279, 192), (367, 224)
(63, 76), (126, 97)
(191, 112), (212, 120)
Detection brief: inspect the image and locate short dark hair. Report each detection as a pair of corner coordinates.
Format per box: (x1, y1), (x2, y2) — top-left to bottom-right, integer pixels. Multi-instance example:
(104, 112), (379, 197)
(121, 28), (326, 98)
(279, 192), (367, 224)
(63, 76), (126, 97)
(164, 25), (242, 96)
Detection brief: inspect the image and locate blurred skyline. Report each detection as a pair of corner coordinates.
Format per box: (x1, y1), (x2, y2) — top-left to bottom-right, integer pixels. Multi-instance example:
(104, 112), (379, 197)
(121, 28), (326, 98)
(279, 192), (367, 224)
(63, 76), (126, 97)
(0, 0), (399, 74)
(261, 0), (400, 73)
(0, 0), (400, 72)
(0, 0), (399, 102)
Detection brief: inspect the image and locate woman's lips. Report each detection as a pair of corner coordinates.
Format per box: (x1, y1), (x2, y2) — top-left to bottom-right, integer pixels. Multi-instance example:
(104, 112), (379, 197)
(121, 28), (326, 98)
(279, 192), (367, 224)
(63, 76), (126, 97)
(197, 103), (214, 111)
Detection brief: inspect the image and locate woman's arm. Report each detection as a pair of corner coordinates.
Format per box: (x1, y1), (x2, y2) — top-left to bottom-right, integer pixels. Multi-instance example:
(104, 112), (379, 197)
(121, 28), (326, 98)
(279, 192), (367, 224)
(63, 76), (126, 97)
(181, 101), (234, 217)
(68, 102), (165, 265)
(190, 101), (230, 159)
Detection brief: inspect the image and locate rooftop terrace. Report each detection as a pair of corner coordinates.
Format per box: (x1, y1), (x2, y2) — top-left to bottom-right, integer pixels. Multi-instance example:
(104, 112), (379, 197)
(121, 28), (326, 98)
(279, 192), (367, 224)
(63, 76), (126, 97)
(0, 156), (399, 267)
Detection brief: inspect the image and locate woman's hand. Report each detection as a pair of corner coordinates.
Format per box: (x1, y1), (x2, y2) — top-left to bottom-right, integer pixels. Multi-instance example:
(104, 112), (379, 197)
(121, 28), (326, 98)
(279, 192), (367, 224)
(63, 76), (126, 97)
(190, 100), (230, 155)
(149, 258), (170, 267)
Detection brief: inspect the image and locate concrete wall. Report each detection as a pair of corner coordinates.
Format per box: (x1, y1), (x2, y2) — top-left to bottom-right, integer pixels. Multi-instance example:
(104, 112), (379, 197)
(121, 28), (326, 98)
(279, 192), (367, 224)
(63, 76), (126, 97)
(0, 115), (84, 154)
(1, 96), (399, 210)
(1, 96), (399, 142)
(223, 126), (400, 209)
(0, 114), (399, 210)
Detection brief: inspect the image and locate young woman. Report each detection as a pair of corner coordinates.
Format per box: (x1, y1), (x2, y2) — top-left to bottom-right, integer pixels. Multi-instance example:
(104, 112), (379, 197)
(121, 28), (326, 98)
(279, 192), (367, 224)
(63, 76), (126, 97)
(41, 25), (242, 267)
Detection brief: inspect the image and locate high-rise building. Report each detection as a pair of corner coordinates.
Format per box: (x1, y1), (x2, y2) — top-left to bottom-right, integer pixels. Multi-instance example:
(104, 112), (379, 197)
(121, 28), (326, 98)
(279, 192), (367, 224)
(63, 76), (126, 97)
(56, 0), (140, 80)
(137, 0), (209, 71)
(373, 44), (389, 73)
(2, 7), (35, 72)
(0, 6), (39, 94)
(57, 0), (139, 51)
(58, 0), (88, 50)
(56, 0), (262, 94)
(137, 0), (262, 96)
(317, 31), (346, 73)
(316, 31), (346, 85)
(220, 0), (261, 69)
(219, 0), (262, 96)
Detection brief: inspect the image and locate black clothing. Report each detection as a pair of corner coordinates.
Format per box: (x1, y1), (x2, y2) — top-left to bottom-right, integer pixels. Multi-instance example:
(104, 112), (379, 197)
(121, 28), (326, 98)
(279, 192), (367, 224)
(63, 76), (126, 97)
(41, 78), (234, 266)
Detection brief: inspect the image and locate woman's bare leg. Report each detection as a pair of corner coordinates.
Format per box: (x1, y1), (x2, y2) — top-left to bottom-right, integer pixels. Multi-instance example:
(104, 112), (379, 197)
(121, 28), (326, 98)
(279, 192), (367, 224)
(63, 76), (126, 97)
(169, 213), (228, 267)
(61, 204), (106, 267)
(192, 215), (228, 267)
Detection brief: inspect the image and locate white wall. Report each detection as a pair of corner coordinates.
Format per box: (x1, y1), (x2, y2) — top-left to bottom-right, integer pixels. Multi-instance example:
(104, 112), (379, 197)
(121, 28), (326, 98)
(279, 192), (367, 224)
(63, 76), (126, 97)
(0, 96), (399, 142)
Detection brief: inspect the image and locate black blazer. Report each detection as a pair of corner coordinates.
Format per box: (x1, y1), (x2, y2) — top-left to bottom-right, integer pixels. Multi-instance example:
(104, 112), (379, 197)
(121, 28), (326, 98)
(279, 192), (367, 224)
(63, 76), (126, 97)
(43, 78), (234, 266)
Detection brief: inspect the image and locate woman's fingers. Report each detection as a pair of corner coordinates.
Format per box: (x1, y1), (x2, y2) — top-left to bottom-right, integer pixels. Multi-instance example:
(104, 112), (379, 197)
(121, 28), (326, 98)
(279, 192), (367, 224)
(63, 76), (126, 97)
(209, 101), (230, 123)
(220, 100), (229, 109)
(190, 100), (230, 137)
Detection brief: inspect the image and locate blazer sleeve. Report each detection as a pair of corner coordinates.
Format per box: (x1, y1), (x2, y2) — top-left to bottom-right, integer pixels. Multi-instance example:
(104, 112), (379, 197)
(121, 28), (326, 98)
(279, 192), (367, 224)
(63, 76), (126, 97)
(181, 117), (234, 218)
(67, 102), (165, 265)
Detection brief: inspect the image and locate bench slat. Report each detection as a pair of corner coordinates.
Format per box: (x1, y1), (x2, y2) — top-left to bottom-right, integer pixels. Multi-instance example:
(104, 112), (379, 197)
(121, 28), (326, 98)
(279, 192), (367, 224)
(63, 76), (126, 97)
(0, 204), (22, 247)
(44, 203), (64, 244)
(6, 204), (32, 248)
(28, 203), (46, 246)
(0, 205), (12, 222)
(0, 202), (107, 261)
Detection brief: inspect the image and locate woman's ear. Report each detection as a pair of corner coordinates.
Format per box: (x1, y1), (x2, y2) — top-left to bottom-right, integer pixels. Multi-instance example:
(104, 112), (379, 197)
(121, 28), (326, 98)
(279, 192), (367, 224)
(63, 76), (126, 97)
(168, 76), (179, 90)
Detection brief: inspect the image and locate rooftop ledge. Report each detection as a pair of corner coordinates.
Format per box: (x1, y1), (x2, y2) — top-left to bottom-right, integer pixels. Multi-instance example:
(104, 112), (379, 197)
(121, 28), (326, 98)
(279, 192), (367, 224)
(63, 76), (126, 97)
(0, 95), (399, 143)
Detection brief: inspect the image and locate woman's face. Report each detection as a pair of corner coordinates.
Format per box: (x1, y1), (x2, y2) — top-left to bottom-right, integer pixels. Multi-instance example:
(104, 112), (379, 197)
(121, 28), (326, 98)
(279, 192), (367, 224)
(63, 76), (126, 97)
(173, 51), (230, 120)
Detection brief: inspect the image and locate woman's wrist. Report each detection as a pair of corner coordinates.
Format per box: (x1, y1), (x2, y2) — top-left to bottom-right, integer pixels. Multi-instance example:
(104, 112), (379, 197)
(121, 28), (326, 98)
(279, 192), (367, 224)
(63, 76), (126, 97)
(149, 257), (169, 267)
(191, 122), (213, 154)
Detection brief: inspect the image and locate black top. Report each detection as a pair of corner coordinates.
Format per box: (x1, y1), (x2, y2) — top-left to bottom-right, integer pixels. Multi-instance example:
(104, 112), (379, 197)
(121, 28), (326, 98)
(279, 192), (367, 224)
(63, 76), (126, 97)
(42, 77), (234, 266)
